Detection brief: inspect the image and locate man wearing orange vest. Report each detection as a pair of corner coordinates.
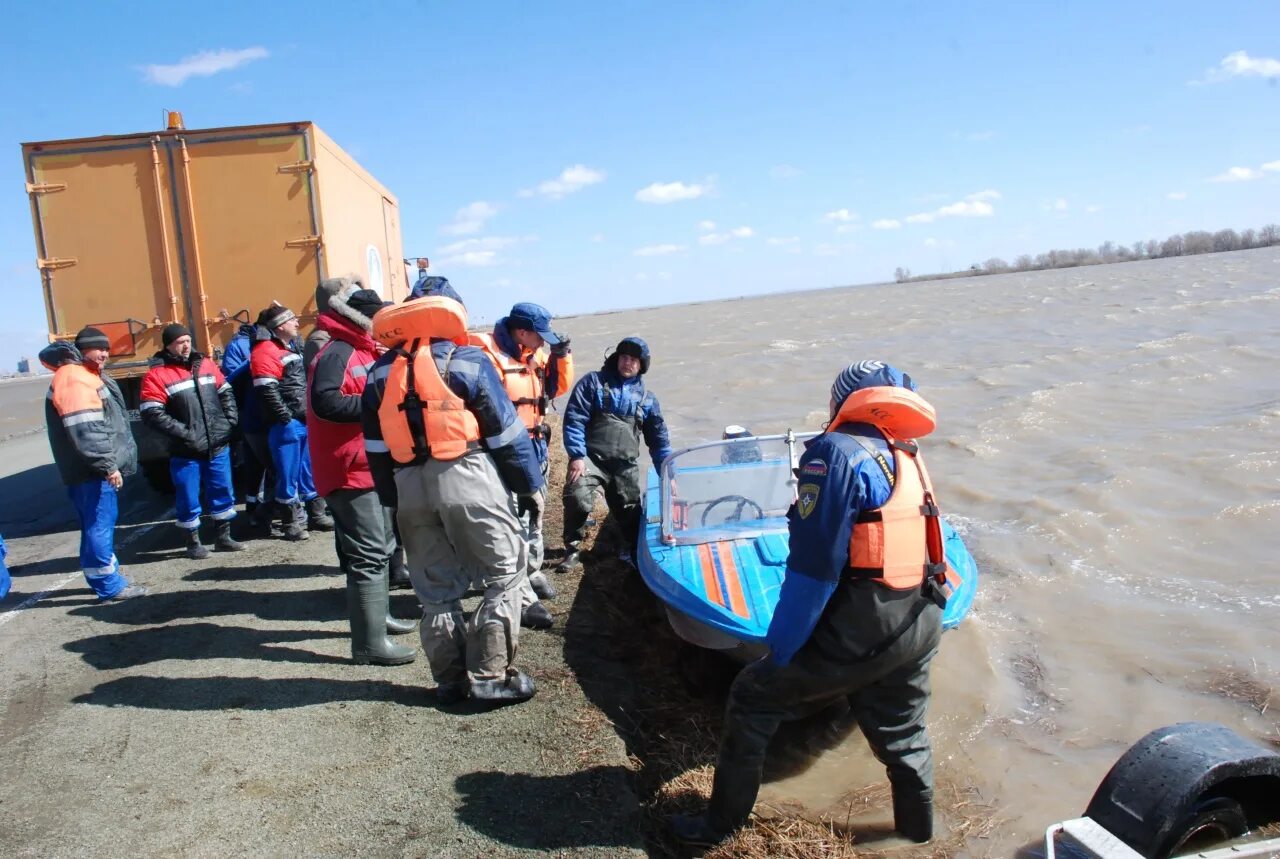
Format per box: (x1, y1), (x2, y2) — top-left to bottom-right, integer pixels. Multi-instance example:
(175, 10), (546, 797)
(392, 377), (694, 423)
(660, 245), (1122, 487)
(671, 361), (946, 847)
(470, 302), (573, 628)
(361, 296), (545, 704)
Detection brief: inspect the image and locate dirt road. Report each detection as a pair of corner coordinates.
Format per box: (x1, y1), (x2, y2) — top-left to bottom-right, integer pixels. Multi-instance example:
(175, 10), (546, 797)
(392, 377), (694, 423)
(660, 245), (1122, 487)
(0, 429), (644, 858)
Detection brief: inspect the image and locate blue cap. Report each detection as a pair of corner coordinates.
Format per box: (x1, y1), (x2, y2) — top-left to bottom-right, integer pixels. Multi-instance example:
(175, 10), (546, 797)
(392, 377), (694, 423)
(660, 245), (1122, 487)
(507, 302), (560, 345)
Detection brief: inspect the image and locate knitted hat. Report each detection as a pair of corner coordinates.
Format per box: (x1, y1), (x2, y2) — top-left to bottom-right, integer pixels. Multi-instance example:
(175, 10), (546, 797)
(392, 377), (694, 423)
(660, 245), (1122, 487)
(74, 326), (111, 351)
(830, 360), (916, 406)
(345, 289), (389, 324)
(256, 305), (296, 331)
(162, 323), (191, 347)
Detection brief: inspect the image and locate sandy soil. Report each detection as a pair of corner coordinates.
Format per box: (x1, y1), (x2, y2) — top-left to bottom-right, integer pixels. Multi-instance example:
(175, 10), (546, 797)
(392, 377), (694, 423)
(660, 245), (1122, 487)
(0, 425), (646, 858)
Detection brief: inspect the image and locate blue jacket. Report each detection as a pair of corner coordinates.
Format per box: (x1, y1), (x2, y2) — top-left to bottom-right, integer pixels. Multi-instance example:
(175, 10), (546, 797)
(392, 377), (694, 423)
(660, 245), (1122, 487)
(220, 325), (265, 433)
(360, 341), (545, 509)
(765, 424), (895, 665)
(561, 363), (671, 467)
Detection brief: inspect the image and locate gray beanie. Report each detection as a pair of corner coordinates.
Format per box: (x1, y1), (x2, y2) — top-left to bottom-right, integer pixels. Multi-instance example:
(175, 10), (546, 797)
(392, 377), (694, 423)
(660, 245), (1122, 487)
(830, 360), (916, 406)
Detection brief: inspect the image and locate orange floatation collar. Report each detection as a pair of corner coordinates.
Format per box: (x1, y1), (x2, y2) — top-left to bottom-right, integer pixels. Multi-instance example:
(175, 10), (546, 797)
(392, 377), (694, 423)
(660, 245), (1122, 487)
(830, 386), (937, 439)
(372, 296), (469, 348)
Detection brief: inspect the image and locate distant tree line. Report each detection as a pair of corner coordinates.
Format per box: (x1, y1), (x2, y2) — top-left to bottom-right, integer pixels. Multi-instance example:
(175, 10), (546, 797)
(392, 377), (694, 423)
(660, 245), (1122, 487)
(893, 222), (1280, 283)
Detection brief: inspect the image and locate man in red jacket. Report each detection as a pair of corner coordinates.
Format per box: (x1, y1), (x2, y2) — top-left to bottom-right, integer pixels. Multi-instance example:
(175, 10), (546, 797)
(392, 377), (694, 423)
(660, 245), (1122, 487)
(308, 288), (417, 666)
(140, 323), (244, 559)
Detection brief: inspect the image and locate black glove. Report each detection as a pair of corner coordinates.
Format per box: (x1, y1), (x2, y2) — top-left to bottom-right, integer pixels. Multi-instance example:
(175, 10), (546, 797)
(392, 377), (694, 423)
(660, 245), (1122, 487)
(517, 494), (539, 518)
(550, 336), (571, 358)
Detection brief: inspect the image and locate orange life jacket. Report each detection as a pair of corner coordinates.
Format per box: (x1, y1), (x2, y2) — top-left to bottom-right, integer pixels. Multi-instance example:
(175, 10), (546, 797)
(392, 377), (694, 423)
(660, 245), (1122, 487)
(831, 387), (947, 592)
(469, 331), (546, 433)
(372, 297), (481, 464)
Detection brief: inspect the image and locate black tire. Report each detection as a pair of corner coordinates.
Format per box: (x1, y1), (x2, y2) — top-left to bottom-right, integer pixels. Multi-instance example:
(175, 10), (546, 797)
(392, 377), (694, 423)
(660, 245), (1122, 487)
(1160, 796), (1248, 857)
(141, 459), (174, 495)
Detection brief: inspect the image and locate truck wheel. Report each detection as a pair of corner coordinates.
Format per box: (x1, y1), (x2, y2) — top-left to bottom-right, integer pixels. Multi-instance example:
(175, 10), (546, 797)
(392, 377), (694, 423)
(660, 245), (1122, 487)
(1162, 796), (1248, 855)
(141, 460), (174, 494)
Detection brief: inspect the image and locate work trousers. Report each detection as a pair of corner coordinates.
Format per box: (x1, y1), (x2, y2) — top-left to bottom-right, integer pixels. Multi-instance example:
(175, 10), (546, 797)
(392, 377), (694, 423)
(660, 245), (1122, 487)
(395, 450), (527, 686)
(706, 591), (943, 833)
(66, 479), (129, 600)
(267, 419), (317, 505)
(325, 488), (394, 585)
(170, 448), (237, 530)
(515, 458), (550, 610)
(237, 432), (272, 506)
(562, 456), (642, 554)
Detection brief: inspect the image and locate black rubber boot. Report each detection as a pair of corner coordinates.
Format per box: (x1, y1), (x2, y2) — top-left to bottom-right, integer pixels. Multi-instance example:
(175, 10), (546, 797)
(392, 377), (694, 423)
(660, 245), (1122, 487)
(213, 519), (245, 552)
(893, 790), (934, 843)
(668, 813), (730, 849)
(521, 602), (553, 629)
(555, 550), (581, 574)
(388, 547), (411, 590)
(470, 668), (536, 703)
(306, 497), (335, 531)
(528, 571), (557, 600)
(184, 527), (210, 560)
(282, 502), (309, 541)
(386, 613), (417, 636)
(349, 573), (416, 666)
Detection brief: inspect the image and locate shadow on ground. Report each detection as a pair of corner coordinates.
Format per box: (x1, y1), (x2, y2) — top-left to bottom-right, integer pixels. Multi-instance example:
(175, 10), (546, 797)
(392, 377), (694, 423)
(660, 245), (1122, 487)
(72, 675), (428, 710)
(65, 622), (351, 669)
(454, 765), (641, 851)
(67, 584), (346, 625)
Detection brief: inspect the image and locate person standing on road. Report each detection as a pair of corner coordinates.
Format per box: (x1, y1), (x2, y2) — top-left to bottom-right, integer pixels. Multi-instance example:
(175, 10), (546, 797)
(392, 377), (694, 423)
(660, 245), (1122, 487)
(559, 336), (671, 572)
(670, 361), (947, 848)
(308, 286), (417, 666)
(250, 304), (333, 540)
(470, 301), (574, 629)
(38, 328), (147, 601)
(221, 322), (275, 533)
(139, 324), (244, 559)
(362, 295), (545, 704)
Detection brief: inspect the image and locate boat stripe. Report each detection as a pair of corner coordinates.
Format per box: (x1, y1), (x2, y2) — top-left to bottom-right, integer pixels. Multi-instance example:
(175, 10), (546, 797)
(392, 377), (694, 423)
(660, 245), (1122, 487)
(714, 541), (750, 619)
(697, 543), (726, 608)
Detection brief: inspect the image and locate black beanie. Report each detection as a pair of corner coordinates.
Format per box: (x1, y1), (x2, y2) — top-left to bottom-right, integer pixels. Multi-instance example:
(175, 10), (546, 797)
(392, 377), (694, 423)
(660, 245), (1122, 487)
(162, 323), (191, 347)
(346, 289), (388, 322)
(74, 326), (111, 351)
(256, 305), (296, 331)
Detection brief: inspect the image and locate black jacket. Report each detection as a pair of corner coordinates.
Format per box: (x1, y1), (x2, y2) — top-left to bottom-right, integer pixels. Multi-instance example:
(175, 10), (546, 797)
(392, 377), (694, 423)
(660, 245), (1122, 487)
(139, 350), (239, 459)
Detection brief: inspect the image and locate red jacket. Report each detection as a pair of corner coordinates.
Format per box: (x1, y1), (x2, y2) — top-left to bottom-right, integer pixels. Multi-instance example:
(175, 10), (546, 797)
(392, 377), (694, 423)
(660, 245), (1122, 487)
(307, 312), (378, 496)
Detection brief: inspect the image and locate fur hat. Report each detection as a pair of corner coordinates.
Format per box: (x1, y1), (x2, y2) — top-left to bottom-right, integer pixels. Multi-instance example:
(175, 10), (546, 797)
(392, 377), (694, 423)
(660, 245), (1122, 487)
(343, 289), (389, 331)
(315, 274), (363, 314)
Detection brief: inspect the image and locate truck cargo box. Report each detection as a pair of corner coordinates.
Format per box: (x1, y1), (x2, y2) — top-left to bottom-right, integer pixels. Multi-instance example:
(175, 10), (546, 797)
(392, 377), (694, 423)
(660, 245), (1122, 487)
(21, 119), (405, 373)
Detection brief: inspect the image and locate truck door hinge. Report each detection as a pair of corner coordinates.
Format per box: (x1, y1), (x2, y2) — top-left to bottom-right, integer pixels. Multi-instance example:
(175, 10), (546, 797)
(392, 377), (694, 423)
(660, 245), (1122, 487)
(285, 235), (322, 250)
(277, 161), (314, 175)
(38, 257), (78, 271)
(26, 182), (68, 195)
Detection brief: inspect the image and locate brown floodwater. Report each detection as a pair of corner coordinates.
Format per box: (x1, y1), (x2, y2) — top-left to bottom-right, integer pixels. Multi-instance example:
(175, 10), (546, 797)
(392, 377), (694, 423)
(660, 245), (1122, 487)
(561, 247), (1280, 853)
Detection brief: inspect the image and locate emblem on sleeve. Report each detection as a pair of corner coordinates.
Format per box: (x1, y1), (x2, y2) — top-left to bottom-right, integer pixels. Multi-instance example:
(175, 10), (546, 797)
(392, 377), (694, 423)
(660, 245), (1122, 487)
(797, 483), (821, 518)
(800, 459), (827, 477)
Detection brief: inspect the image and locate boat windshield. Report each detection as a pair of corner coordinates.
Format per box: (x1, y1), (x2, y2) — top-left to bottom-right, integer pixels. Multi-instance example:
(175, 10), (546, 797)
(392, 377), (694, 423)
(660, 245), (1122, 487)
(659, 431), (819, 545)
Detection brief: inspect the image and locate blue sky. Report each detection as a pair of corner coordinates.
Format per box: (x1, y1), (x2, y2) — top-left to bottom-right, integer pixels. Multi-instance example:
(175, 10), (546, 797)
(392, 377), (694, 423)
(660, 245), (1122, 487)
(2, 1), (1278, 370)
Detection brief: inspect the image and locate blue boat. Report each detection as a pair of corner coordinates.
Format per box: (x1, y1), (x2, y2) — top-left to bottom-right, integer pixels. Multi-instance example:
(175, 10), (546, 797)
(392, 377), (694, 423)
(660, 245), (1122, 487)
(636, 430), (978, 659)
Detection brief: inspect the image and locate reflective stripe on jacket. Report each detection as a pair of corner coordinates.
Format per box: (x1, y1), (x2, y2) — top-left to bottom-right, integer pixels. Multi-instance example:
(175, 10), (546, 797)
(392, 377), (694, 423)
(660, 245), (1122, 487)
(139, 351), (237, 459)
(39, 342), (138, 485)
(307, 312), (378, 496)
(250, 332), (306, 425)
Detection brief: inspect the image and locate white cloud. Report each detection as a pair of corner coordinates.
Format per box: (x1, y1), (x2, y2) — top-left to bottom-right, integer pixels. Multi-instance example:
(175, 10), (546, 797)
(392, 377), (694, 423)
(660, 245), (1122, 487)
(924, 237), (957, 249)
(1262, 160), (1280, 173)
(767, 236), (800, 246)
(905, 213), (935, 224)
(962, 130), (997, 141)
(1210, 166), (1262, 182)
(872, 219), (902, 230)
(436, 235), (527, 268)
(1203, 51), (1280, 82)
(699, 226), (754, 246)
(1085, 205), (1102, 213)
(634, 243), (686, 256)
(824, 208), (857, 223)
(899, 190), (999, 226)
(635, 179), (711, 204)
(143, 47), (269, 86)
(1167, 191), (1187, 201)
(835, 223), (861, 234)
(1049, 198), (1068, 212)
(441, 201), (499, 236)
(967, 189), (1002, 201)
(770, 164), (803, 179)
(697, 220), (717, 232)
(519, 164), (606, 199)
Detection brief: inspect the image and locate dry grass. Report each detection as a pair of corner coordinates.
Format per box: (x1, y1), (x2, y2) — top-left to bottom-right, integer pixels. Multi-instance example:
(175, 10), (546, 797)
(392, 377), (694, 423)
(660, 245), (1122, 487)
(1203, 666), (1274, 716)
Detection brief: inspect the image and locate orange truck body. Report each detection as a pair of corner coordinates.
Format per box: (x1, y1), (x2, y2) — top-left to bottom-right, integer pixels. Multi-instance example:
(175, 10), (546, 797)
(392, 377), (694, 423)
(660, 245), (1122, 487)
(20, 119), (405, 473)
